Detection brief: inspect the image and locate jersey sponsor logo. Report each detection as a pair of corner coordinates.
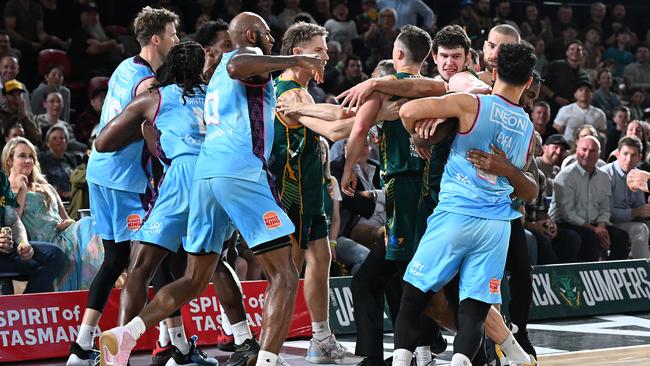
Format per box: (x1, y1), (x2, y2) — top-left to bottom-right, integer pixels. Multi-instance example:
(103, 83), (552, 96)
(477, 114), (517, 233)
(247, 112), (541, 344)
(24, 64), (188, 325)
(408, 260), (425, 278)
(489, 278), (501, 294)
(127, 214), (142, 231)
(489, 103), (529, 136)
(387, 235), (405, 248)
(263, 211), (282, 229)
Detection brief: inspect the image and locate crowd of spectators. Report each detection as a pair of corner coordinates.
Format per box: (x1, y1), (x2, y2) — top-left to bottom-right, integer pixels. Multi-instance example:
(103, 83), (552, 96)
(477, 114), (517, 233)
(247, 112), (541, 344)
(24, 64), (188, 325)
(3, 0), (650, 294)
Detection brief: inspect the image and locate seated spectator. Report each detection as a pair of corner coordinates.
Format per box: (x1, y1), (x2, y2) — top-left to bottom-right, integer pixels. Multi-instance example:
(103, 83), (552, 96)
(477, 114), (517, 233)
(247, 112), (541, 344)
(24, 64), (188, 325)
(532, 38), (547, 75)
(605, 106), (631, 157)
(320, 138), (369, 275)
(0, 80), (40, 145)
(75, 77), (108, 144)
(34, 91), (85, 153)
(519, 3), (552, 44)
(591, 69), (621, 122)
(2, 137), (103, 290)
(69, 3), (124, 80)
(609, 120), (650, 164)
(325, 0), (358, 54)
(0, 168), (66, 294)
(537, 134), (569, 196)
(623, 45), (650, 93)
(0, 55), (31, 111)
(30, 64), (70, 122)
(628, 88), (646, 121)
(602, 136), (650, 259)
(3, 123), (23, 145)
(378, 0), (435, 31)
(0, 29), (21, 60)
(531, 100), (557, 141)
(542, 40), (590, 115)
(547, 22), (579, 62)
(492, 0), (519, 33)
(561, 125), (607, 169)
(603, 28), (634, 78)
(553, 80), (606, 146)
(38, 125), (81, 200)
(582, 26), (604, 72)
(549, 136), (631, 261)
(362, 7), (398, 71)
(355, 0), (379, 36)
(278, 0), (304, 29)
(333, 54), (369, 96)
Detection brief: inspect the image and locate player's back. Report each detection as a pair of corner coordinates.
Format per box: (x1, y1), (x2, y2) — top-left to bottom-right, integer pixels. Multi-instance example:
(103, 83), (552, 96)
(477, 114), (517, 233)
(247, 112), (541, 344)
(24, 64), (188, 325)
(87, 56), (154, 193)
(155, 84), (207, 164)
(437, 94), (534, 220)
(196, 50), (275, 182)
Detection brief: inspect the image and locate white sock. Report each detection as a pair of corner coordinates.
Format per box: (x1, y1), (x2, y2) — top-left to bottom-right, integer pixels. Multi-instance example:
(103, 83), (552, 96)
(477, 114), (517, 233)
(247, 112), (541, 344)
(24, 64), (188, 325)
(414, 345), (432, 366)
(256, 350), (278, 366)
(499, 332), (531, 364)
(125, 317), (146, 340)
(169, 325), (190, 354)
(231, 320), (253, 345)
(76, 324), (95, 350)
(158, 321), (170, 346)
(311, 320), (331, 341)
(220, 303), (233, 336)
(393, 349), (413, 366)
(450, 353), (471, 366)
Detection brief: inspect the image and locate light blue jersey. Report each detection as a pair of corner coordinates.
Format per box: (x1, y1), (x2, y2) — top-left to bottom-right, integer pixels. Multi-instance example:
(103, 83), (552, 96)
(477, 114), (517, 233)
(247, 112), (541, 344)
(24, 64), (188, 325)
(195, 50), (276, 182)
(87, 56), (154, 193)
(436, 94), (534, 220)
(154, 84), (206, 163)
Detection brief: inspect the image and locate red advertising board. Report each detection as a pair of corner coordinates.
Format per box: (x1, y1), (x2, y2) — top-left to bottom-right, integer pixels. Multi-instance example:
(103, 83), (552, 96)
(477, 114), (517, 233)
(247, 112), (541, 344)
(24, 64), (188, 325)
(0, 280), (312, 363)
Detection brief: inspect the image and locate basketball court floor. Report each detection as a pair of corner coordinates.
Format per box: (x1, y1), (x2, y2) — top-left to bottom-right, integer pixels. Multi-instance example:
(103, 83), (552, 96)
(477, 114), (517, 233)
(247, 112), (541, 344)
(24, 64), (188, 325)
(6, 313), (650, 365)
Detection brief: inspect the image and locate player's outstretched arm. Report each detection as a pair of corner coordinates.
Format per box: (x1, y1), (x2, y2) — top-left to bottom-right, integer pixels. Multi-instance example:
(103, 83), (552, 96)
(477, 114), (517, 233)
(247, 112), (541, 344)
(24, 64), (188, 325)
(338, 77), (446, 110)
(400, 92), (477, 134)
(277, 98), (355, 121)
(227, 47), (325, 83)
(94, 90), (158, 152)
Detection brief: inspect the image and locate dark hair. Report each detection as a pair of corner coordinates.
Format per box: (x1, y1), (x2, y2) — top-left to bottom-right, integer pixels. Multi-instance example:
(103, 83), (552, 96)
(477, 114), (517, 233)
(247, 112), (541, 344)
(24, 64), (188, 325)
(133, 6), (179, 46)
(614, 27), (631, 37)
(151, 41), (205, 105)
(565, 39), (583, 52)
(496, 43), (536, 85)
(530, 70), (543, 87)
(619, 135), (643, 155)
(193, 19), (228, 47)
(43, 90), (63, 103)
(281, 22), (328, 56)
(634, 44), (650, 53)
(3, 123), (23, 139)
(344, 54), (361, 68)
(432, 25), (470, 55)
(396, 25), (433, 64)
(45, 63), (64, 76)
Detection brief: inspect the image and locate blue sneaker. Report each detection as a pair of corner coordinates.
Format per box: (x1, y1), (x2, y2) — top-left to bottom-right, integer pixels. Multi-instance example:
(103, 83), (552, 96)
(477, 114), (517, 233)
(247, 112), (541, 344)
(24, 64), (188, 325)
(166, 335), (218, 366)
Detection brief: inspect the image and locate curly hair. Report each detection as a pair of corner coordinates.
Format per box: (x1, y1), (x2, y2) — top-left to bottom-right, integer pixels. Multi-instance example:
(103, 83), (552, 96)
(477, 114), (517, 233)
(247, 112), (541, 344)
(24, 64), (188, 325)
(432, 25), (470, 55)
(496, 43), (536, 86)
(133, 6), (179, 46)
(281, 22), (328, 56)
(193, 19), (229, 48)
(151, 41), (205, 105)
(396, 25), (433, 64)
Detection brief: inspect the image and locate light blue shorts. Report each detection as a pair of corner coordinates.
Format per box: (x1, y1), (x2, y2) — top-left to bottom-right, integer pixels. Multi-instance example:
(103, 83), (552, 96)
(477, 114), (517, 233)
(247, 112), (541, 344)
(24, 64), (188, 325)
(184, 171), (295, 254)
(134, 155), (196, 252)
(403, 210), (510, 304)
(88, 182), (146, 243)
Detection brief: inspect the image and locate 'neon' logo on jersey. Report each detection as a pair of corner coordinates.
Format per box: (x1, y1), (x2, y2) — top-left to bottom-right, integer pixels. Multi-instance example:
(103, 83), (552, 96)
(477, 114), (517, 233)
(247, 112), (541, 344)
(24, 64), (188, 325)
(263, 211), (281, 229)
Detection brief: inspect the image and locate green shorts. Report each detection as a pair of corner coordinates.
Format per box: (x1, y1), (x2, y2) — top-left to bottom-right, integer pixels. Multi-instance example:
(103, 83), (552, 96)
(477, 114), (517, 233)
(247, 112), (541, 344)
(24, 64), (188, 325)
(384, 175), (422, 261)
(289, 210), (328, 249)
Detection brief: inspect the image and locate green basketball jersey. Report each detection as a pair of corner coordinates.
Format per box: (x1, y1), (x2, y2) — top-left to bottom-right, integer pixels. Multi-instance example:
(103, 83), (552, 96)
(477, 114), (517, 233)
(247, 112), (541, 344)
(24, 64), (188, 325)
(269, 76), (323, 217)
(378, 72), (424, 177)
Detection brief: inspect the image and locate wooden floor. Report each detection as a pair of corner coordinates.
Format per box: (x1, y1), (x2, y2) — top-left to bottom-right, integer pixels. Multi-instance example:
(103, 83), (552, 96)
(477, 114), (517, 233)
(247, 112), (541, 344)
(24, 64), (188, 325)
(538, 345), (650, 365)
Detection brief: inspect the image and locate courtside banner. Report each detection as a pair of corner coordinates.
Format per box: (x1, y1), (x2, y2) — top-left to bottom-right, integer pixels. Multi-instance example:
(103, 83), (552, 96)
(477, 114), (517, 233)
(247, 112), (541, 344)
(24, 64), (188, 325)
(328, 277), (393, 334)
(526, 259), (650, 320)
(0, 280), (311, 363)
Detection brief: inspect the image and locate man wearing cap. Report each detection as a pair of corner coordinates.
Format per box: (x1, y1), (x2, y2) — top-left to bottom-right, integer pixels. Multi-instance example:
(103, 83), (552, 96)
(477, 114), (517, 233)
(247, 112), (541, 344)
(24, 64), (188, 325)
(0, 79), (40, 145)
(537, 134), (569, 196)
(69, 2), (124, 81)
(553, 79), (607, 146)
(602, 136), (650, 259)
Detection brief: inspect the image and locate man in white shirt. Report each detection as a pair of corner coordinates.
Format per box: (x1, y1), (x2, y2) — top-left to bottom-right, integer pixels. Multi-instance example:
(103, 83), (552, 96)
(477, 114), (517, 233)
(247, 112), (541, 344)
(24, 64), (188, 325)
(553, 80), (607, 146)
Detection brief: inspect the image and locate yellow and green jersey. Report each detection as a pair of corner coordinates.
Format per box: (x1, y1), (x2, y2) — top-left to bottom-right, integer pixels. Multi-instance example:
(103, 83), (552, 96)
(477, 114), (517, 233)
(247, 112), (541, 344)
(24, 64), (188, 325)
(378, 72), (424, 178)
(269, 76), (323, 217)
